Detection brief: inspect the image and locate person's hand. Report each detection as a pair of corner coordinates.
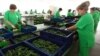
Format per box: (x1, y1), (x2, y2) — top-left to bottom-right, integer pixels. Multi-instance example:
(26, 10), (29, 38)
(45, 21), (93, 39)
(11, 25), (16, 29)
(13, 28), (18, 32)
(22, 21), (27, 26)
(22, 22), (26, 26)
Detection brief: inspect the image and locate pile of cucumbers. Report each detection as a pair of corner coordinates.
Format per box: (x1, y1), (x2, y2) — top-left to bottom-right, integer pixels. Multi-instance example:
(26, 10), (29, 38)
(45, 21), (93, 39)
(5, 46), (39, 56)
(32, 39), (59, 54)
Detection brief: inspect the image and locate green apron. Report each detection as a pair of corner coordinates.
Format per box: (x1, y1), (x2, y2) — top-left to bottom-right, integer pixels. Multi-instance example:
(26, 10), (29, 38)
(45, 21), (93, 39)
(4, 10), (22, 31)
(52, 10), (62, 22)
(75, 13), (95, 56)
(67, 12), (73, 16)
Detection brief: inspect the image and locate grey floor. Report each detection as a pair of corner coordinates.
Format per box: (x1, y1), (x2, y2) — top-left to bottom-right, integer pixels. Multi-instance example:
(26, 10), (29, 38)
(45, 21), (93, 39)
(65, 21), (100, 56)
(90, 22), (100, 56)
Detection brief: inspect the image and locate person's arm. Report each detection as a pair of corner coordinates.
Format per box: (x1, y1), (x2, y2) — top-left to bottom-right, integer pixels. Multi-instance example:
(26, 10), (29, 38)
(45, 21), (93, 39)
(65, 15), (88, 31)
(4, 19), (16, 28)
(67, 25), (77, 31)
(4, 11), (16, 28)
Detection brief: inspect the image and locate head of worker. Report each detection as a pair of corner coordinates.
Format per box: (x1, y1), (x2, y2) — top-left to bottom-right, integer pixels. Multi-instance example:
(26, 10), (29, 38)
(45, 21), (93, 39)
(73, 10), (75, 13)
(68, 9), (71, 12)
(48, 10), (52, 15)
(9, 4), (17, 12)
(90, 7), (96, 13)
(77, 1), (90, 16)
(58, 8), (62, 12)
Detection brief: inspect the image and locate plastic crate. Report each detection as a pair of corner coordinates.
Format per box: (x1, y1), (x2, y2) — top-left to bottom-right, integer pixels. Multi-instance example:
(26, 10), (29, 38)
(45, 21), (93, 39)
(21, 25), (37, 34)
(52, 22), (67, 28)
(0, 51), (4, 56)
(26, 36), (69, 56)
(40, 27), (75, 44)
(65, 22), (75, 27)
(10, 33), (38, 44)
(1, 42), (48, 56)
(44, 20), (55, 25)
(0, 29), (13, 39)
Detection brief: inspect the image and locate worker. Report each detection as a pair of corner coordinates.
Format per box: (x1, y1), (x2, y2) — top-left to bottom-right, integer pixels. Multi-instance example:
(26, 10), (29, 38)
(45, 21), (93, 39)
(65, 1), (95, 56)
(66, 9), (75, 22)
(52, 8), (63, 22)
(72, 10), (76, 16)
(47, 9), (53, 19)
(67, 9), (73, 17)
(90, 7), (100, 33)
(4, 4), (23, 31)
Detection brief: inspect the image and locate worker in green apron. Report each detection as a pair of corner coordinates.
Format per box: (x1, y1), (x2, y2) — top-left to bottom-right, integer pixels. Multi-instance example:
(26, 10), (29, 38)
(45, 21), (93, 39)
(65, 1), (95, 56)
(90, 7), (100, 33)
(52, 8), (63, 22)
(67, 9), (73, 17)
(4, 4), (22, 31)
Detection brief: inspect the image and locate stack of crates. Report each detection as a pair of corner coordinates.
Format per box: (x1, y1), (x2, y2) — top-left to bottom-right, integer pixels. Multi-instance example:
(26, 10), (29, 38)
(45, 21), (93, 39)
(0, 29), (13, 39)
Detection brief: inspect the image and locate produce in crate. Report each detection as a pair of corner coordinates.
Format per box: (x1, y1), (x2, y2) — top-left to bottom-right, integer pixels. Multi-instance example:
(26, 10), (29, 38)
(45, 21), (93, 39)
(45, 29), (66, 36)
(32, 39), (59, 54)
(14, 34), (35, 43)
(0, 39), (11, 48)
(56, 22), (67, 27)
(34, 17), (44, 25)
(5, 46), (39, 56)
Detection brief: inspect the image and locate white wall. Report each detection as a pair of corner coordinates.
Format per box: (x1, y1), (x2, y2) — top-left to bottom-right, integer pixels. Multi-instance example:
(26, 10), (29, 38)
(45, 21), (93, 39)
(0, 0), (99, 15)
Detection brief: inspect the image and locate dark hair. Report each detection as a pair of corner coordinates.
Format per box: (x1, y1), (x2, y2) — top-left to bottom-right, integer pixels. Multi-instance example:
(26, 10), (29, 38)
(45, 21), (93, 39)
(73, 10), (75, 12)
(48, 10), (52, 14)
(77, 1), (90, 11)
(90, 7), (96, 11)
(96, 7), (100, 11)
(68, 9), (71, 12)
(10, 4), (17, 10)
(59, 8), (62, 11)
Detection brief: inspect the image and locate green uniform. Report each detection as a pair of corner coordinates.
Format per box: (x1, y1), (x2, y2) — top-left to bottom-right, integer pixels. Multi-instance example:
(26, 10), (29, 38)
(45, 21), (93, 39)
(72, 12), (75, 16)
(52, 10), (62, 22)
(54, 10), (60, 18)
(67, 12), (73, 16)
(75, 13), (95, 56)
(91, 10), (100, 33)
(4, 10), (22, 31)
(99, 12), (100, 20)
